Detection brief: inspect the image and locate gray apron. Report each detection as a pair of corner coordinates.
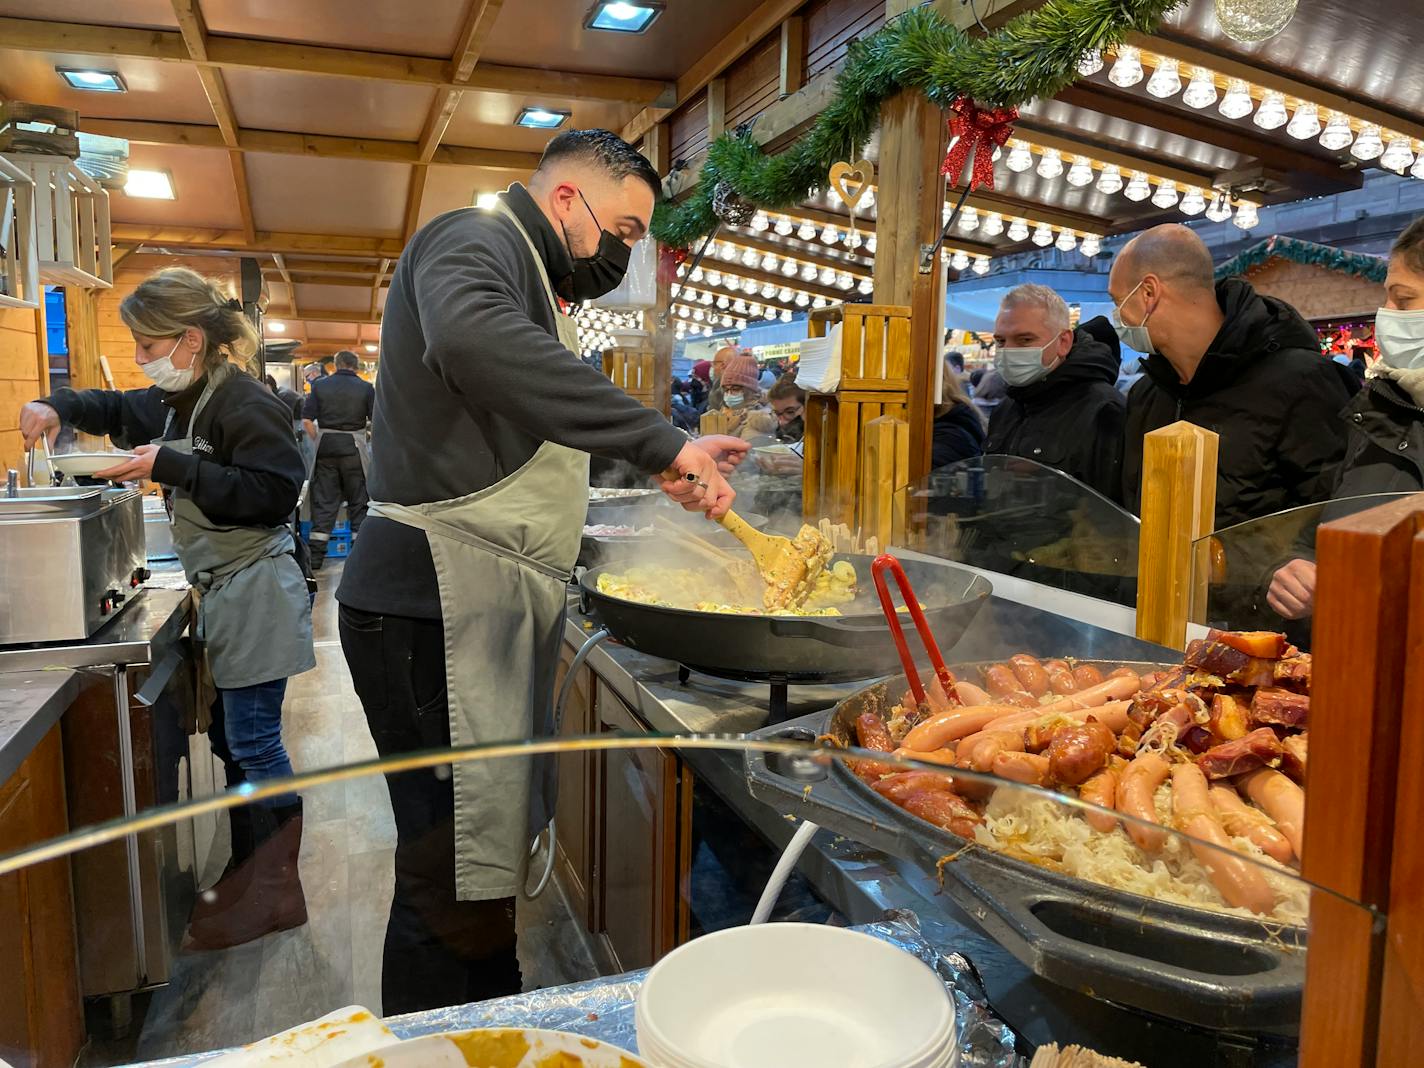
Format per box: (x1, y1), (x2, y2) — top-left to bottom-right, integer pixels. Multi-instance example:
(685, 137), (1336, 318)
(162, 372), (316, 691)
(367, 199), (589, 901)
(309, 426), (371, 478)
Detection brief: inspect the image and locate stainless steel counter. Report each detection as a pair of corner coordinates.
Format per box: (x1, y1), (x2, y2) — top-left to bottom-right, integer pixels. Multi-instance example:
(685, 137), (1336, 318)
(0, 669), (83, 783)
(0, 586), (192, 674)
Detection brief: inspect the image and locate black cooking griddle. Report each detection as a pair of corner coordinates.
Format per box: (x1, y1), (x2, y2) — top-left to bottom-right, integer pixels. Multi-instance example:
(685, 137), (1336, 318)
(744, 663), (1308, 1037)
(578, 553), (991, 685)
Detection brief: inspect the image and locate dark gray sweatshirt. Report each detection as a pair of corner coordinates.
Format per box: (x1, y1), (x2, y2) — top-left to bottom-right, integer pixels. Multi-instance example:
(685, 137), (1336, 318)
(338, 184), (685, 618)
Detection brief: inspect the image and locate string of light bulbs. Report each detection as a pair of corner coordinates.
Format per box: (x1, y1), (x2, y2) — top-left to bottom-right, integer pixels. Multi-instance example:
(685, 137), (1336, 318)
(742, 208), (879, 255)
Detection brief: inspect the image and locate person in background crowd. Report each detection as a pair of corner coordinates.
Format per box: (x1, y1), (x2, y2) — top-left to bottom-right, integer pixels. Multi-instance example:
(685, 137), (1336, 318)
(971, 365), (1006, 420)
(670, 376), (700, 432)
(265, 373), (304, 430)
(706, 344), (738, 411)
(944, 348), (967, 387)
(932, 358), (987, 468)
(718, 351), (777, 441)
(19, 268), (313, 950)
(1110, 224), (1353, 526)
(1268, 216), (1424, 621)
(303, 349), (375, 571)
(768, 376), (805, 443)
(757, 360), (778, 390)
(985, 284), (1125, 499)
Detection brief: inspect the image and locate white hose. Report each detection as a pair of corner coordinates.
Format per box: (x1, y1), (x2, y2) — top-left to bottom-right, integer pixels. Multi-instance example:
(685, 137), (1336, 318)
(751, 819), (819, 925)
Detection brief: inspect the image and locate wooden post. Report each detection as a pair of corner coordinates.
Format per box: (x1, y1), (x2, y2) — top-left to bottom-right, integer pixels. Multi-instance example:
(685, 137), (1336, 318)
(707, 79), (726, 141)
(779, 16), (806, 98)
(1133, 421), (1218, 649)
(642, 122), (672, 417)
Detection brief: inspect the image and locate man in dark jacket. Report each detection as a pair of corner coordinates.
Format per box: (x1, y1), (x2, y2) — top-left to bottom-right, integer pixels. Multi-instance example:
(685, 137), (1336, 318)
(986, 284), (1126, 500)
(1110, 224), (1352, 527)
(303, 349), (375, 569)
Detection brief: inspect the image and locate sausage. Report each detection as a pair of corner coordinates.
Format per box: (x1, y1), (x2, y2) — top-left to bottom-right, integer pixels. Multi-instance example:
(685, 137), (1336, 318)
(983, 663), (1022, 699)
(1138, 672), (1160, 691)
(1036, 675), (1140, 716)
(1107, 666), (1140, 680)
(1072, 664), (1105, 690)
(892, 746), (958, 768)
(969, 730), (1027, 773)
(925, 672), (960, 712)
(902, 789), (982, 839)
(999, 690), (1040, 709)
(1009, 654), (1051, 698)
(902, 704), (1024, 752)
(1044, 661), (1078, 694)
(954, 681), (994, 707)
(1046, 719), (1117, 786)
(984, 699), (1132, 737)
(1079, 764), (1121, 833)
(854, 712), (894, 753)
(1238, 768), (1305, 859)
(1117, 751), (1170, 852)
(1172, 765), (1276, 915)
(991, 750), (1051, 786)
(872, 770), (955, 803)
(1208, 784), (1294, 864)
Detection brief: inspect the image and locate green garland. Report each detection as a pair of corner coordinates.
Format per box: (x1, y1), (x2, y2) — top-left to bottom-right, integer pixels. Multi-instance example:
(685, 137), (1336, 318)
(650, 0), (1184, 248)
(1214, 235), (1388, 283)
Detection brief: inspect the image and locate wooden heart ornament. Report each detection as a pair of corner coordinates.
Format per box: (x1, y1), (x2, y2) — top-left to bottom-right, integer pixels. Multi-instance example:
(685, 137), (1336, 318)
(829, 159), (874, 211)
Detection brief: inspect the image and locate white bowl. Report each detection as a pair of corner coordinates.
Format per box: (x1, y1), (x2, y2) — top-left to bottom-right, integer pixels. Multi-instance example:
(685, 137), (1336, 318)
(50, 451), (135, 477)
(636, 924), (954, 1068)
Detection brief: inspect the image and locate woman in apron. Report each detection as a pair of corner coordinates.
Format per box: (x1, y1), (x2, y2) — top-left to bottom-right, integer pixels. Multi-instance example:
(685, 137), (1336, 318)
(18, 267), (315, 951)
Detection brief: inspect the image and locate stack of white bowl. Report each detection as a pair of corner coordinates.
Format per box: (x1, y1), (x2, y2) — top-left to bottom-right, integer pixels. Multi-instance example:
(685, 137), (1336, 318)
(635, 923), (957, 1068)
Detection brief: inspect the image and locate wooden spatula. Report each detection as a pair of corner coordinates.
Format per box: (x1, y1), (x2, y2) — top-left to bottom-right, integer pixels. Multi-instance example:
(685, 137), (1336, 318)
(717, 511), (829, 610)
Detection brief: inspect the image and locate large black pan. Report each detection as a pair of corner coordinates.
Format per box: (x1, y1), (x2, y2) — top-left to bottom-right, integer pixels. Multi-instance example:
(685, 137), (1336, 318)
(744, 663), (1307, 1036)
(578, 510), (769, 570)
(579, 553), (991, 683)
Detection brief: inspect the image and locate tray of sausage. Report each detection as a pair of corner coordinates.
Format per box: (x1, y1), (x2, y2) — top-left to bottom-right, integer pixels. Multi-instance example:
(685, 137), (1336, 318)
(745, 631), (1311, 1036)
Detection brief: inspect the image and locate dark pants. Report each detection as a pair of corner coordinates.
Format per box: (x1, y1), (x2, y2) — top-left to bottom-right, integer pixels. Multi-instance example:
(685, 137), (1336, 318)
(309, 453), (368, 566)
(338, 604), (521, 1015)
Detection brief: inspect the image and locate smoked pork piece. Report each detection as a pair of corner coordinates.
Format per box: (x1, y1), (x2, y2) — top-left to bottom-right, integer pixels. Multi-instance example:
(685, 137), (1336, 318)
(902, 789), (983, 839)
(1185, 639), (1276, 688)
(1250, 687), (1309, 728)
(1196, 727), (1284, 780)
(1209, 629), (1288, 659)
(1274, 654), (1312, 690)
(1209, 693), (1251, 742)
(851, 712), (900, 782)
(1281, 733), (1308, 783)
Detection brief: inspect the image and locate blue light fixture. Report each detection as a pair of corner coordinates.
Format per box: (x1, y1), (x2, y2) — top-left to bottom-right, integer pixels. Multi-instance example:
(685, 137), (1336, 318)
(515, 107), (571, 130)
(57, 67), (127, 93)
(584, 1), (664, 33)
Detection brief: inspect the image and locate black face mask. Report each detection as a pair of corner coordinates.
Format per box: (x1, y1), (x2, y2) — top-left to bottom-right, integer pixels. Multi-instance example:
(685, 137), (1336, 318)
(556, 190), (631, 302)
(777, 415), (805, 442)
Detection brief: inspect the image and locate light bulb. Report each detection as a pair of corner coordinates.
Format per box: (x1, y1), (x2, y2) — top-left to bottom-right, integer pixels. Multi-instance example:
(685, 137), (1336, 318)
(1145, 58), (1182, 99)
(797, 220), (817, 240)
(1123, 172), (1152, 202)
(760, 283), (776, 298)
(972, 256), (990, 275)
(1006, 143), (1035, 172)
(1253, 92), (1288, 130)
(1035, 148), (1064, 179)
(1233, 201), (1259, 229)
(800, 264), (817, 282)
(825, 184), (841, 207)
(701, 325), (712, 336)
(1032, 223), (1054, 247)
(699, 290), (713, 305)
(1077, 48), (1104, 76)
(1151, 181), (1179, 208)
(733, 299), (747, 313)
(1055, 230), (1078, 252)
(982, 212), (1005, 236)
(760, 253), (778, 272)
(748, 303), (762, 317)
(796, 292), (811, 306)
(959, 206), (980, 232)
(1066, 158), (1094, 187)
(721, 314), (734, 327)
(1097, 164), (1124, 194)
(718, 242), (736, 261)
(751, 212), (769, 231)
(1381, 137), (1416, 173)
(773, 215), (793, 236)
(820, 224), (839, 244)
(857, 278), (873, 295)
(1182, 68), (1218, 109)
(1008, 219), (1030, 241)
(1286, 102), (1321, 139)
(1180, 187), (1207, 215)
(692, 308), (704, 322)
(1350, 123), (1384, 161)
(844, 230), (863, 249)
(812, 296), (827, 309)
(1205, 192), (1233, 222)
(779, 308), (792, 322)
(1080, 235), (1101, 257)
(950, 250), (970, 270)
(837, 272), (855, 290)
(741, 248), (758, 267)
(781, 259), (798, 276)
(705, 270), (721, 286)
(735, 318), (748, 330)
(865, 234), (876, 253)
(1319, 111), (1354, 151)
(1108, 46), (1143, 87)
(675, 305), (689, 319)
(1412, 154), (1424, 180)
(777, 286), (793, 302)
(862, 188), (875, 209)
(1218, 80), (1254, 120)
(716, 295), (729, 309)
(819, 267), (836, 285)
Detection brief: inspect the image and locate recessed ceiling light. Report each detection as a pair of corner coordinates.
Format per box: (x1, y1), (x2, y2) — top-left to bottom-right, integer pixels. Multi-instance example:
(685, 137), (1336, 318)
(364, 343), (377, 353)
(473, 191), (500, 209)
(584, 1), (664, 33)
(515, 107), (571, 130)
(124, 170), (175, 199)
(57, 67), (127, 93)
(267, 321), (286, 333)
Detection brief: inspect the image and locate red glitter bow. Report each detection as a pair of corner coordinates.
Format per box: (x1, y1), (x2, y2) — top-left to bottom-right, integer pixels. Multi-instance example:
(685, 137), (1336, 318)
(940, 96), (1019, 191)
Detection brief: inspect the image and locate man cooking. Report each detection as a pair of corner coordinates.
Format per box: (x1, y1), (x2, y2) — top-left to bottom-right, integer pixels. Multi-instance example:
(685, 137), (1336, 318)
(336, 128), (745, 1013)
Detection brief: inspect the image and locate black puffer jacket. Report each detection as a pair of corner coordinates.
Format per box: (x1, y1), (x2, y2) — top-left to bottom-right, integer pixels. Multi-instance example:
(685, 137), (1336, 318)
(986, 327), (1126, 501)
(1122, 278), (1353, 527)
(931, 401), (987, 468)
(1333, 376), (1424, 496)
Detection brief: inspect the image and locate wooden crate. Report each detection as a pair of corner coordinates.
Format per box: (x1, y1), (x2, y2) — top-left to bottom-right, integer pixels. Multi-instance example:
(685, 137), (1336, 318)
(602, 346), (655, 407)
(0, 155), (40, 309)
(5, 153), (112, 289)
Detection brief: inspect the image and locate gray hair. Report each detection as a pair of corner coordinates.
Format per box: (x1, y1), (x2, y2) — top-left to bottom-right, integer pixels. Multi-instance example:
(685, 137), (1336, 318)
(1000, 284), (1071, 332)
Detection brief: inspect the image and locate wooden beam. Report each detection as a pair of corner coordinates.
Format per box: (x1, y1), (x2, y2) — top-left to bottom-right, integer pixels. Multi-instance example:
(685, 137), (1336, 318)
(272, 252), (298, 317)
(962, 190), (1105, 235)
(111, 224), (405, 257)
(779, 15), (806, 98)
(417, 0), (505, 165)
(706, 78), (727, 141)
(402, 167), (428, 243)
(676, 0), (805, 105)
(370, 258), (391, 320)
(0, 16), (673, 104)
(266, 271), (390, 288)
(265, 308), (383, 324)
(623, 107), (672, 147)
(1134, 33), (1424, 145)
(718, 229), (875, 272)
(271, 259), (385, 275)
(229, 149), (257, 244)
(1012, 121), (1215, 190)
(80, 118), (541, 171)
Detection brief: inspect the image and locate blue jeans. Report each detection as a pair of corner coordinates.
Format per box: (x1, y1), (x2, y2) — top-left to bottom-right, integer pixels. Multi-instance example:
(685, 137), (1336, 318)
(210, 679), (294, 804)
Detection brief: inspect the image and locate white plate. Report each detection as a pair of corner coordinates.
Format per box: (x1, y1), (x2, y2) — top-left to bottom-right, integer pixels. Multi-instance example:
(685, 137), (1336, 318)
(207, 1006), (396, 1068)
(330, 1027), (651, 1068)
(49, 451), (136, 477)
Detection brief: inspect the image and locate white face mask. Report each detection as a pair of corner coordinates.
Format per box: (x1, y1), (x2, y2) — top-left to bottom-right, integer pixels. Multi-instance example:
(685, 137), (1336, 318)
(995, 338), (1059, 387)
(725, 391), (746, 408)
(141, 335), (198, 392)
(1113, 280), (1155, 354)
(1374, 307), (1424, 370)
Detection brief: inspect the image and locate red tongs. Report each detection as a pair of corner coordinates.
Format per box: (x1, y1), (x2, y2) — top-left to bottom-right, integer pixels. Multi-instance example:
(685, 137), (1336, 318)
(872, 553), (956, 708)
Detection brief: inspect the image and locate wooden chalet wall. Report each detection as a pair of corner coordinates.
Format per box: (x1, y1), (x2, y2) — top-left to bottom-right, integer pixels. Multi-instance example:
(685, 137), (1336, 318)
(0, 306), (45, 474)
